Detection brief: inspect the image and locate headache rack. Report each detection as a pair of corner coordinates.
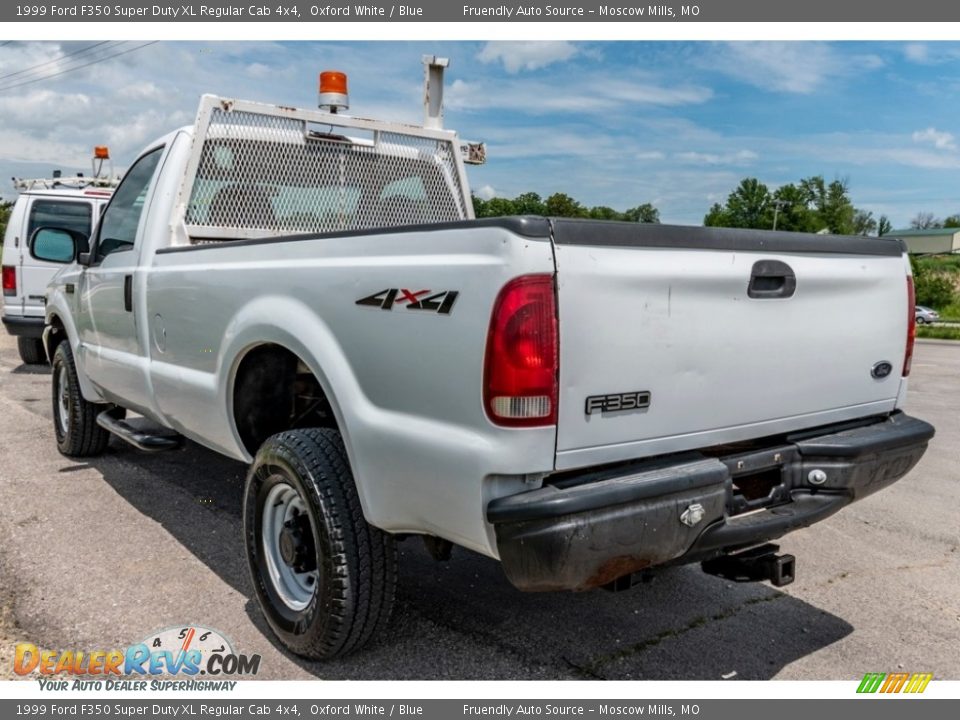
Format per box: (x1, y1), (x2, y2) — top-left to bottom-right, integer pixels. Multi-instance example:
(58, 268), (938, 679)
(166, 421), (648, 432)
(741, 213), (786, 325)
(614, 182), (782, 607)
(178, 94), (478, 243)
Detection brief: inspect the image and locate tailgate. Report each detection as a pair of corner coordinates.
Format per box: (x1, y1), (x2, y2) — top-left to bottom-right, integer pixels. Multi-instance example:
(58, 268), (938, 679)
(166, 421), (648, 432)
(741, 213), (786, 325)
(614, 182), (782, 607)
(552, 220), (909, 470)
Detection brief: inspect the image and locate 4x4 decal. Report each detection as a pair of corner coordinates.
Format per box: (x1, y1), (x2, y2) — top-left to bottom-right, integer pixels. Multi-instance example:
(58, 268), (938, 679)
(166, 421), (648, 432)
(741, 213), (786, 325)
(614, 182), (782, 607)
(356, 288), (459, 315)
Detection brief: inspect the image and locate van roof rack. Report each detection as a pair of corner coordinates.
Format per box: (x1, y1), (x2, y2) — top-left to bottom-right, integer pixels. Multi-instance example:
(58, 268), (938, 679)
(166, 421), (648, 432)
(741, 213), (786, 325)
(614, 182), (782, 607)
(12, 176), (121, 192)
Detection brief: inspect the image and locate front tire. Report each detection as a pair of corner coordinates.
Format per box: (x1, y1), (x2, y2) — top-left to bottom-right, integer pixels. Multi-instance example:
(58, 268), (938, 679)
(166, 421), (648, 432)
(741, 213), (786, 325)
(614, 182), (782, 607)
(17, 337), (46, 365)
(243, 428), (397, 660)
(51, 342), (112, 457)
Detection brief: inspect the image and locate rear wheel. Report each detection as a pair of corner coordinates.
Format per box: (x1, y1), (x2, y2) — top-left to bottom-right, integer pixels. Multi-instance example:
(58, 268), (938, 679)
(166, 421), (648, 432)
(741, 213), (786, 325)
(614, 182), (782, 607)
(51, 342), (112, 457)
(243, 428), (397, 660)
(17, 337), (46, 365)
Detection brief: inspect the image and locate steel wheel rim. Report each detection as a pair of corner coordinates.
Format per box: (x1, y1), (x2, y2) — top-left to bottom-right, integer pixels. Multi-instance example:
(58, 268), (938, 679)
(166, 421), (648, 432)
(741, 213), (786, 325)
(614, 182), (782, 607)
(261, 480), (318, 611)
(56, 365), (70, 436)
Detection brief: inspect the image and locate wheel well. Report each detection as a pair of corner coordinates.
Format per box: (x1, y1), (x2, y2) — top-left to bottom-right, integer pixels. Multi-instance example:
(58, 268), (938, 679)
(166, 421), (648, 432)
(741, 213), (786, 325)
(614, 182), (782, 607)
(45, 315), (67, 357)
(232, 344), (337, 456)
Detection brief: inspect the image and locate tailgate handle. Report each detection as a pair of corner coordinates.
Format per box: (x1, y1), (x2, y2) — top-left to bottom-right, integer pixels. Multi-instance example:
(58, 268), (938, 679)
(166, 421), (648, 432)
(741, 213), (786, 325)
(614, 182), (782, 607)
(748, 260), (796, 299)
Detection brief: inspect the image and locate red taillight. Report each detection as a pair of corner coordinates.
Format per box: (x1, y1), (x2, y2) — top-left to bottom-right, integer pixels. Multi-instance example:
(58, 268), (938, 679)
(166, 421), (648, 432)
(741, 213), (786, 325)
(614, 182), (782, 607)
(484, 274), (558, 427)
(904, 274), (916, 377)
(2, 266), (15, 297)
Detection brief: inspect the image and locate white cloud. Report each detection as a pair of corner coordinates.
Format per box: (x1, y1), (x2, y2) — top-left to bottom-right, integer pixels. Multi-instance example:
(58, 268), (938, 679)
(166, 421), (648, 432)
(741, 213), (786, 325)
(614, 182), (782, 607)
(871, 148), (960, 170)
(904, 43), (930, 63)
(474, 184), (497, 200)
(635, 151), (665, 161)
(705, 43), (883, 94)
(912, 127), (956, 151)
(246, 62), (271, 79)
(478, 41), (578, 73)
(675, 150), (758, 166)
(447, 74), (711, 115)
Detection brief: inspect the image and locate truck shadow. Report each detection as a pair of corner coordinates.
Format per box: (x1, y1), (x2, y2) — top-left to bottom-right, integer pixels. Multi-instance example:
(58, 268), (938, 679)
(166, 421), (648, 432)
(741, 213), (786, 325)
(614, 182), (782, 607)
(10, 363), (51, 375)
(92, 437), (852, 680)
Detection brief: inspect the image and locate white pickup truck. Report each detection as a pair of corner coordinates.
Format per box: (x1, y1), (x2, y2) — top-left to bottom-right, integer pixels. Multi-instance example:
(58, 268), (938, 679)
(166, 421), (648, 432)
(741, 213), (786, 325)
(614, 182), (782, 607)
(34, 60), (934, 660)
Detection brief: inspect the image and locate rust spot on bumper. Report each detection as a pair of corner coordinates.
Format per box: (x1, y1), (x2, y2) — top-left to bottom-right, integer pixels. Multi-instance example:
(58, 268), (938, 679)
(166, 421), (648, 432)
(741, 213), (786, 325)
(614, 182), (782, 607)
(582, 555), (654, 590)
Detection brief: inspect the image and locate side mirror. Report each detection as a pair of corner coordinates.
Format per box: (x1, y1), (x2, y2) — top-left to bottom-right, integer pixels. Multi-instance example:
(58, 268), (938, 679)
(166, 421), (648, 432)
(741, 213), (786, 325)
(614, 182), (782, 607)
(29, 227), (85, 264)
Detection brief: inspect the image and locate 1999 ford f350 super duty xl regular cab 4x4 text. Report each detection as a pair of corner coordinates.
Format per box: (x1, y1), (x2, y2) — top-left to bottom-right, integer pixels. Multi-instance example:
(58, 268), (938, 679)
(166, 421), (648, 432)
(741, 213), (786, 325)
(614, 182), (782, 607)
(33, 59), (934, 659)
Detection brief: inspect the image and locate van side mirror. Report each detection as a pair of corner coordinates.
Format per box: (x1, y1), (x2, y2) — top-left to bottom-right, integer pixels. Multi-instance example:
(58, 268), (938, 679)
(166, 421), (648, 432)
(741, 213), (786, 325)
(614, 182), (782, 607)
(29, 227), (85, 264)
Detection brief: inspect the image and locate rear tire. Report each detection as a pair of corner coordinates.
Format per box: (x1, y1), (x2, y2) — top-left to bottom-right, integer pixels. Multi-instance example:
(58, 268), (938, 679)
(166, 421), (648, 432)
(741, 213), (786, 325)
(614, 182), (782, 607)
(51, 342), (112, 457)
(17, 337), (46, 365)
(243, 428), (397, 660)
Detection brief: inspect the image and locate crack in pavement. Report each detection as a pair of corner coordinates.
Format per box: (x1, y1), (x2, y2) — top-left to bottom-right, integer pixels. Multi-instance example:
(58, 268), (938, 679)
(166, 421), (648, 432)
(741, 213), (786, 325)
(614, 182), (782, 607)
(580, 592), (785, 677)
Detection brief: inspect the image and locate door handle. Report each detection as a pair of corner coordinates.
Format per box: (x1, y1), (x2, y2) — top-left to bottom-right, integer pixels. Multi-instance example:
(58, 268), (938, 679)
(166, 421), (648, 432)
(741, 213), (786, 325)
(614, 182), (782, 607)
(748, 260), (796, 299)
(123, 275), (133, 312)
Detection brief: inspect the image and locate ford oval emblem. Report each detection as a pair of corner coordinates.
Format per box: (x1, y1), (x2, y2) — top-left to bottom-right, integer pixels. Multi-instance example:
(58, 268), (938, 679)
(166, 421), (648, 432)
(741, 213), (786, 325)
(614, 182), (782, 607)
(871, 361), (893, 379)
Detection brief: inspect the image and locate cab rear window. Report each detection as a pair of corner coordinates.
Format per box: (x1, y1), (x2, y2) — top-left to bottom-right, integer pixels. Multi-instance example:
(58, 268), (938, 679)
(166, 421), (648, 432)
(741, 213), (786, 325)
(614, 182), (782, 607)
(27, 200), (93, 240)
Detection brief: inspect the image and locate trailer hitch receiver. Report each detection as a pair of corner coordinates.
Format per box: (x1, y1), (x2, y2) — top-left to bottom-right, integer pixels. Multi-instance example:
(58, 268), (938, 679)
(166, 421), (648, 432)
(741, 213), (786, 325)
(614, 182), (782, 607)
(701, 543), (796, 587)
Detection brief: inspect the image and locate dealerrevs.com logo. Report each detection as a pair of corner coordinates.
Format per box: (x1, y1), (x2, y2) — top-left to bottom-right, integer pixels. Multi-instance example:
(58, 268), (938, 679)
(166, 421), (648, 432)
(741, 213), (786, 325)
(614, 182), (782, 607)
(14, 626), (260, 691)
(857, 672), (933, 694)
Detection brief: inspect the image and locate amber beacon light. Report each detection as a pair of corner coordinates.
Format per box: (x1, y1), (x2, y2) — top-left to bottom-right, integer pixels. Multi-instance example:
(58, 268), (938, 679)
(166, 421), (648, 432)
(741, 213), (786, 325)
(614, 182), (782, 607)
(318, 71), (349, 113)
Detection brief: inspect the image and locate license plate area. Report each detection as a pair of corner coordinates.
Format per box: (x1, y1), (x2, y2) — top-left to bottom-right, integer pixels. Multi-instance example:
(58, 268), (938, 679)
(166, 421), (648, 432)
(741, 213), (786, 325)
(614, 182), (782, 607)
(721, 445), (797, 515)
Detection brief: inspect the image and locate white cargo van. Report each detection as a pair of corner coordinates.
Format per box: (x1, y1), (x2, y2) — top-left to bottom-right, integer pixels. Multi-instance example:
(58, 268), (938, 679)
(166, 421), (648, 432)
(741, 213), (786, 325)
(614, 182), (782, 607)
(3, 178), (116, 364)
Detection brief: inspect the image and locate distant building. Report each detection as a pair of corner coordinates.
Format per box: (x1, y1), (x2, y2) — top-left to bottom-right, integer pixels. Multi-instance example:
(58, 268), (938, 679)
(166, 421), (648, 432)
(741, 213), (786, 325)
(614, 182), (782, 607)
(888, 227), (960, 254)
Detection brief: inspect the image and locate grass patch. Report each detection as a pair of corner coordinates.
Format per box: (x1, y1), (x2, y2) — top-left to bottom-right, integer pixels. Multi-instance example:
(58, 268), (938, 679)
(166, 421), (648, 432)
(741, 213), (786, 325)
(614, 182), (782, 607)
(937, 301), (960, 322)
(917, 325), (960, 341)
(916, 255), (960, 274)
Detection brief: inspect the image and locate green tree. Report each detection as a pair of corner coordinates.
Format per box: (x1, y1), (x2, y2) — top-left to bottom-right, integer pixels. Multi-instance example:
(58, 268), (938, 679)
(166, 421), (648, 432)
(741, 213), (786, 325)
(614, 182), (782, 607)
(878, 215), (892, 237)
(0, 200), (12, 262)
(942, 214), (960, 228)
(588, 205), (621, 221)
(473, 191), (659, 222)
(473, 195), (518, 218)
(544, 192), (588, 218)
(471, 195), (488, 217)
(910, 212), (941, 230)
(910, 256), (956, 309)
(0, 200), (12, 236)
(512, 192), (546, 216)
(704, 178), (771, 229)
(706, 175), (864, 235)
(771, 183), (817, 233)
(852, 209), (878, 237)
(799, 176), (856, 234)
(623, 203), (660, 223)
(703, 203), (730, 227)
(820, 179), (857, 234)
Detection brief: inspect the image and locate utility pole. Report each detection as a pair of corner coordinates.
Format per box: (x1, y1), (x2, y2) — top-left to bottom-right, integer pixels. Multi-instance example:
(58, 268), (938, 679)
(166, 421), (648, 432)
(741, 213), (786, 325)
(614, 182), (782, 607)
(772, 199), (788, 231)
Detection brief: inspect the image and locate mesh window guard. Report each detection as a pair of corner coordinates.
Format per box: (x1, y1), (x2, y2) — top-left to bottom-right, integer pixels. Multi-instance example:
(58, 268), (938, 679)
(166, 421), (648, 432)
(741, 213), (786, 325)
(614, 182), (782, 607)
(183, 101), (469, 241)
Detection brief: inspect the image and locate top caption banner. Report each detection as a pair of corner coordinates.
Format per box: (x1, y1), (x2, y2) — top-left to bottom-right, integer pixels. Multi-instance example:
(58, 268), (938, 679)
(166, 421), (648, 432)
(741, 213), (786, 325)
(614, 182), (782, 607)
(6, 0), (960, 22)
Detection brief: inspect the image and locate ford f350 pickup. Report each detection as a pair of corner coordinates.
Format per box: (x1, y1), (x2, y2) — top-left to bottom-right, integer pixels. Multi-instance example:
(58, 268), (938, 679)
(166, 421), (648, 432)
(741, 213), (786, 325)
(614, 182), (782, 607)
(33, 59), (934, 659)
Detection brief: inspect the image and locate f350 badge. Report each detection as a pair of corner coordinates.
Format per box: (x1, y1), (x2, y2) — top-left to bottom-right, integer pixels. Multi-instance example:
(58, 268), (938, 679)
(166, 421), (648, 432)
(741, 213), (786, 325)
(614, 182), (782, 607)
(356, 288), (458, 315)
(585, 391), (652, 416)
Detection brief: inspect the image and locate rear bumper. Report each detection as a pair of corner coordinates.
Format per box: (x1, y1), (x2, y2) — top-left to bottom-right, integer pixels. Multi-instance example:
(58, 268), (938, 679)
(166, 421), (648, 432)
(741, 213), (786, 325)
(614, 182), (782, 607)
(2, 314), (44, 338)
(487, 412), (935, 591)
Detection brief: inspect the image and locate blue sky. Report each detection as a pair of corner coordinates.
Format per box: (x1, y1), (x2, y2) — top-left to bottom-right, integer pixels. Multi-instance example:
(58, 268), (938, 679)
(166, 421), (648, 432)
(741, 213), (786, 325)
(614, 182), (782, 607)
(1, 40), (959, 228)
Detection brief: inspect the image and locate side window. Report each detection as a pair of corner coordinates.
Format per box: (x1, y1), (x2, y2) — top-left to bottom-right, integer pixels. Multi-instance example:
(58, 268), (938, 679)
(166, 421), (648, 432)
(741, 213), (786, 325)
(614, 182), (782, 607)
(95, 147), (163, 260)
(27, 200), (92, 251)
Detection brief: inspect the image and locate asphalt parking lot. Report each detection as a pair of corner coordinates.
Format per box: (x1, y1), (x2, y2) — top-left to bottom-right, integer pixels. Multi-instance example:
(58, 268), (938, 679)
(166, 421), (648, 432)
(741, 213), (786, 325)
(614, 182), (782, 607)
(0, 331), (958, 681)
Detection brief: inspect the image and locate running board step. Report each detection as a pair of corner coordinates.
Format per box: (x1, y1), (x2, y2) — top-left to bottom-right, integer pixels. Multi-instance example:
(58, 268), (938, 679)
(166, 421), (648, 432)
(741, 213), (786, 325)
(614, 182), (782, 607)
(96, 411), (183, 452)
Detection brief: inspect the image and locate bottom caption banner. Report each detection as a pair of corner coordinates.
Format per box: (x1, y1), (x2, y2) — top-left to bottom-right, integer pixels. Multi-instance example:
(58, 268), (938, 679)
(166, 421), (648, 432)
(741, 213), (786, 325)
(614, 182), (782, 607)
(2, 700), (957, 720)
